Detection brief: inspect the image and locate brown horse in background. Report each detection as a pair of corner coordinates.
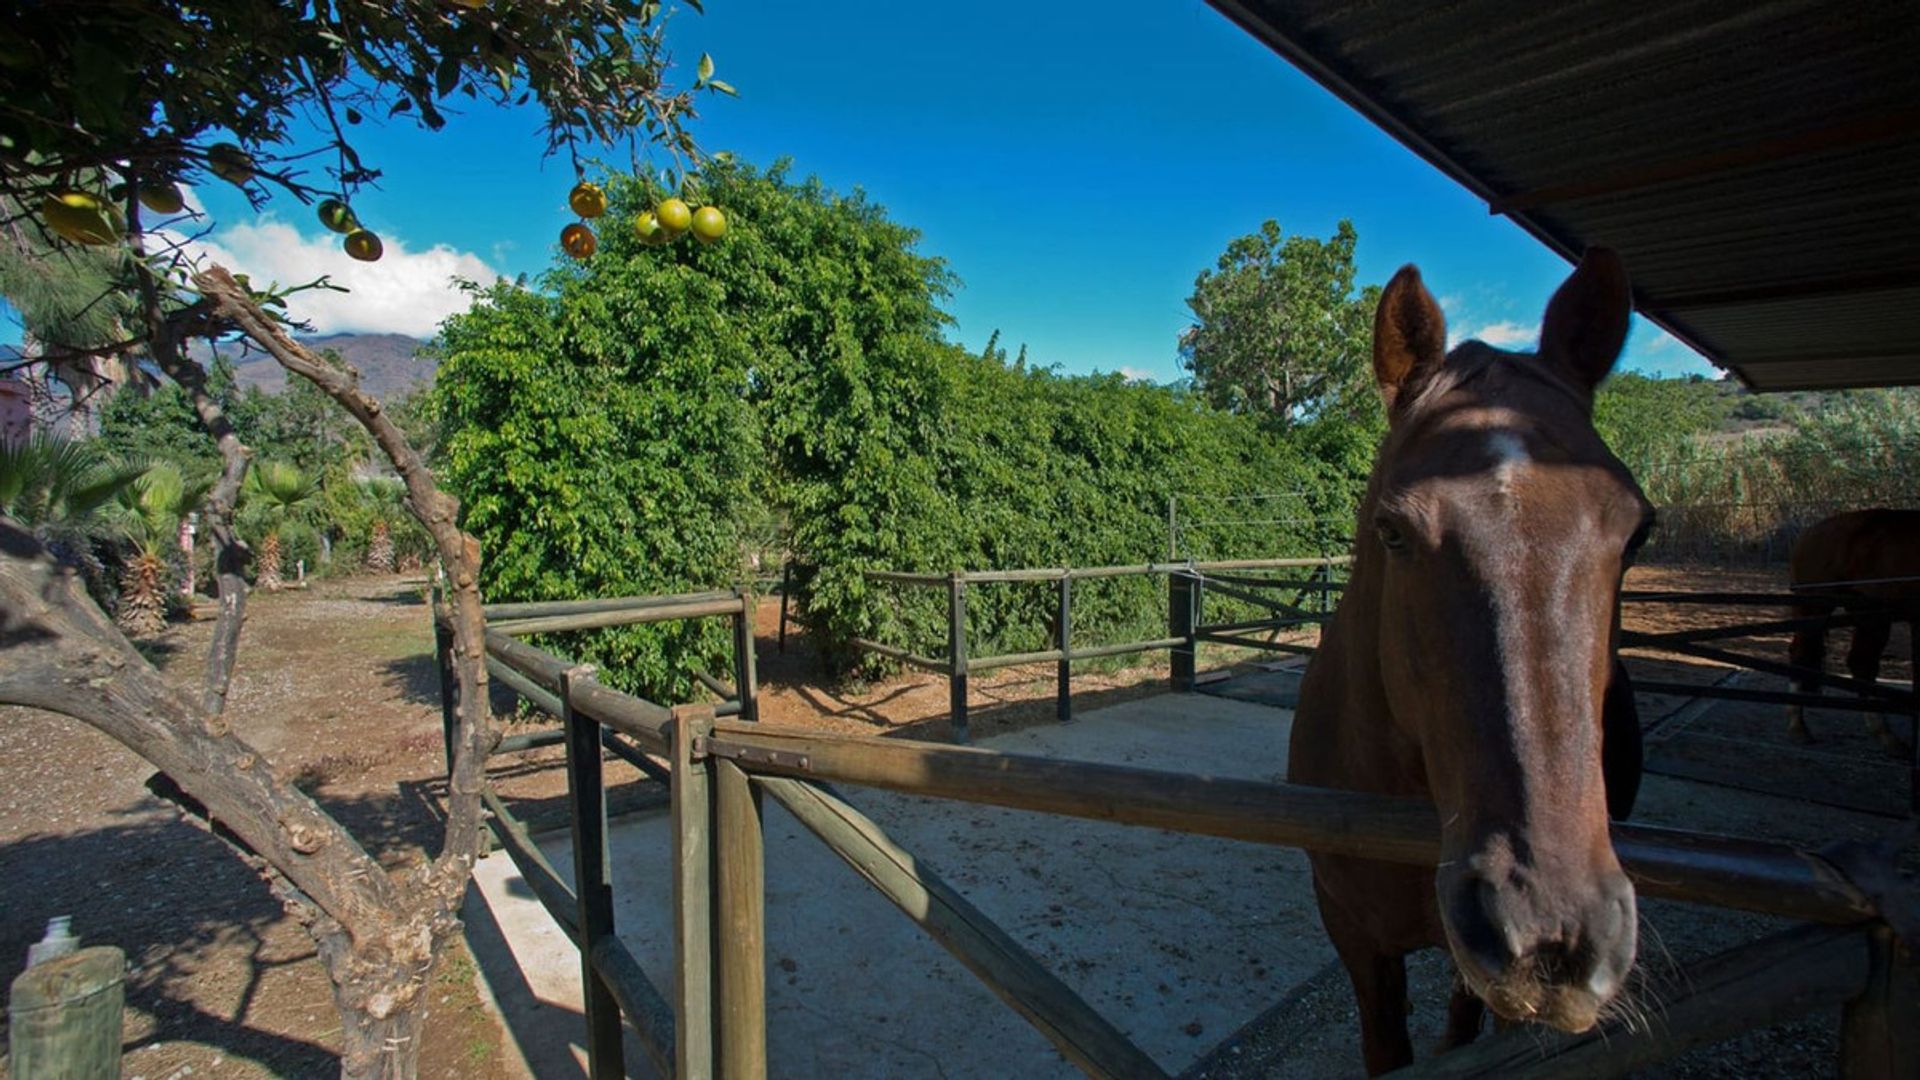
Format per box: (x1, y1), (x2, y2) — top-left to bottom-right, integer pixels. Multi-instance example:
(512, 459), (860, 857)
(1290, 250), (1649, 1075)
(1786, 508), (1920, 756)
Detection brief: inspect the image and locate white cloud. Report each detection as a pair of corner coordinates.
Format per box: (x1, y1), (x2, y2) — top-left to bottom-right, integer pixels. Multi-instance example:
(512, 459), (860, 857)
(176, 217), (504, 338)
(1117, 366), (1157, 383)
(1640, 328), (1685, 353)
(1465, 320), (1534, 349)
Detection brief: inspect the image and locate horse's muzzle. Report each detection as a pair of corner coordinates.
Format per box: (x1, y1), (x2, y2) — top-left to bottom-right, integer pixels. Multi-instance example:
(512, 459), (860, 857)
(1438, 861), (1637, 1032)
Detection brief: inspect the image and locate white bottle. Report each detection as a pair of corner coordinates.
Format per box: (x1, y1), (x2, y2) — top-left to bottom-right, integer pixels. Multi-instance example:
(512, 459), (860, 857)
(25, 916), (77, 968)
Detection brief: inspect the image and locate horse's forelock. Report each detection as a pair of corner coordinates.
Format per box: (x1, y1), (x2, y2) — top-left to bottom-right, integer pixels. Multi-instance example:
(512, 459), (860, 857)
(1399, 342), (1592, 425)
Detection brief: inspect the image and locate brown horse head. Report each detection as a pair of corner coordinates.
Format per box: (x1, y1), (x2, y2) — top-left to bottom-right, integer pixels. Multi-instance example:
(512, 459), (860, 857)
(1366, 249), (1651, 1031)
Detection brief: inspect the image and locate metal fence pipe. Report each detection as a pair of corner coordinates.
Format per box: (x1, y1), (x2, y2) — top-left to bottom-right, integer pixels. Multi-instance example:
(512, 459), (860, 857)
(493, 597), (747, 637)
(849, 637), (949, 672)
(587, 936), (677, 1080)
(482, 590), (737, 620)
(487, 655), (565, 717)
(864, 569), (950, 586)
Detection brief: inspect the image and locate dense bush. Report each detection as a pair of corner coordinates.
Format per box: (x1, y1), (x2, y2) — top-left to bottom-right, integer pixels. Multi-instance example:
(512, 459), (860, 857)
(431, 158), (1363, 687)
(433, 242), (764, 699)
(803, 355), (1344, 666)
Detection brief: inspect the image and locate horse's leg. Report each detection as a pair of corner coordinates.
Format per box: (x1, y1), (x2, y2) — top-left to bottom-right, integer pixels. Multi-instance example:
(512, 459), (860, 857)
(1601, 657), (1643, 820)
(1787, 607), (1827, 744)
(1440, 975), (1485, 1051)
(1332, 943), (1415, 1076)
(1846, 615), (1907, 757)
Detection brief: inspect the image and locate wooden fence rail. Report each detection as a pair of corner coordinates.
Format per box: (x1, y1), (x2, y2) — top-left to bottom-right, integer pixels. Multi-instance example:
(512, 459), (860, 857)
(444, 579), (1918, 1080)
(852, 557), (1352, 740)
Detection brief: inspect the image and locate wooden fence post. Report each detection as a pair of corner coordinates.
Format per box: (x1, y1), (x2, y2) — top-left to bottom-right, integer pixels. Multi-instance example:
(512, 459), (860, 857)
(1842, 923), (1919, 1078)
(1169, 569), (1196, 691)
(714, 758), (767, 1079)
(1056, 571), (1072, 724)
(562, 666), (625, 1079)
(7, 946), (125, 1080)
(733, 586), (760, 724)
(671, 705), (715, 1080)
(949, 572), (969, 744)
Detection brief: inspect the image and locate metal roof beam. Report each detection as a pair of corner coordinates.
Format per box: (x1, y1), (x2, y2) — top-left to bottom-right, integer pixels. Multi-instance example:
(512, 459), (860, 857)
(1648, 271), (1920, 310)
(1489, 109), (1920, 215)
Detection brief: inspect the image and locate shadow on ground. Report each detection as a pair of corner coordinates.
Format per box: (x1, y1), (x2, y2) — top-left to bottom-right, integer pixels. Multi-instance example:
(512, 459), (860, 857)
(0, 811), (336, 1076)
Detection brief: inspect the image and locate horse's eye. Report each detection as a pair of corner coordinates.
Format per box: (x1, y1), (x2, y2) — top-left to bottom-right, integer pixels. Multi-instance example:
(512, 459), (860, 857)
(1375, 519), (1408, 551)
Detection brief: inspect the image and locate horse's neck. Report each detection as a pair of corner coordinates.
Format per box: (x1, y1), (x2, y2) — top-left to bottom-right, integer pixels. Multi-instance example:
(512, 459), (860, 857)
(1299, 548), (1430, 797)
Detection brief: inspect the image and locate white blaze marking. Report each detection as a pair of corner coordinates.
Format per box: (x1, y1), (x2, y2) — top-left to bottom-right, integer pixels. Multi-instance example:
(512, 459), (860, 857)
(1488, 431), (1528, 495)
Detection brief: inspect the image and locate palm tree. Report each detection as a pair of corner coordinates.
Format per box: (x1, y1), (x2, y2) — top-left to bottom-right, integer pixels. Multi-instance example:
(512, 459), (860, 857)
(356, 476), (407, 573)
(242, 459), (319, 590)
(104, 462), (210, 634)
(0, 433), (145, 591)
(0, 193), (153, 432)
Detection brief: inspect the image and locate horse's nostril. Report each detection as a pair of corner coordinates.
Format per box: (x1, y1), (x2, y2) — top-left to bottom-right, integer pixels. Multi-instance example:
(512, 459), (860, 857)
(1524, 940), (1589, 988)
(1441, 873), (1519, 981)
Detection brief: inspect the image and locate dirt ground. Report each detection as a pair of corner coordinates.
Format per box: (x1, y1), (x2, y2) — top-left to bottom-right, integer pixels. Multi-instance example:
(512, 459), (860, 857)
(0, 574), (1188, 1078)
(1, 560), (1912, 1077)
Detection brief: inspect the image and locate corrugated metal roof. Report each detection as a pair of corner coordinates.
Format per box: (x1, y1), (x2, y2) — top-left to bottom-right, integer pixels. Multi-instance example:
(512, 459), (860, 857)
(1209, 0), (1920, 391)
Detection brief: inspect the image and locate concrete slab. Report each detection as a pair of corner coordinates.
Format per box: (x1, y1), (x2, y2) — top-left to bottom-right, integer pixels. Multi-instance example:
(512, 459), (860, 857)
(467, 693), (1322, 1079)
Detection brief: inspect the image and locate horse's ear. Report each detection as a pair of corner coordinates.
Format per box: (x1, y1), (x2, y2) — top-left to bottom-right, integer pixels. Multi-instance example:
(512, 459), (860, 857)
(1373, 265), (1447, 416)
(1540, 247), (1632, 392)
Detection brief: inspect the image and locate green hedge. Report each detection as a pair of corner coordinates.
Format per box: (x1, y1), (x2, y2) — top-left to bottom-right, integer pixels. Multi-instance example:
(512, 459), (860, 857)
(432, 158), (1363, 691)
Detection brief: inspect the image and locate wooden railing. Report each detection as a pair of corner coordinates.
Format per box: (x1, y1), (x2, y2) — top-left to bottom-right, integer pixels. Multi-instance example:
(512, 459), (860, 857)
(851, 556), (1351, 741)
(439, 584), (1919, 1080)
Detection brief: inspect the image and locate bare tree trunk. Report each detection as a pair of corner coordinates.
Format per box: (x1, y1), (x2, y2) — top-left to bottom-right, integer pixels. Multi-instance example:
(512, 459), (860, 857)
(196, 265), (497, 1080)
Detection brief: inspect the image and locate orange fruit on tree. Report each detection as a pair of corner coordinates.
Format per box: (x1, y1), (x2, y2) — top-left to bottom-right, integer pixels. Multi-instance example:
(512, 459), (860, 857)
(137, 183), (186, 216)
(561, 222), (597, 259)
(690, 205), (726, 244)
(634, 210), (667, 244)
(207, 143), (255, 185)
(568, 182), (607, 218)
(343, 229), (384, 262)
(42, 191), (124, 245)
(655, 197), (692, 234)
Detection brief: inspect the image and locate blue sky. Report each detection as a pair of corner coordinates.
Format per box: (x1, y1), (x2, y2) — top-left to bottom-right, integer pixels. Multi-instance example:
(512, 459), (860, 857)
(40, 0), (1718, 382)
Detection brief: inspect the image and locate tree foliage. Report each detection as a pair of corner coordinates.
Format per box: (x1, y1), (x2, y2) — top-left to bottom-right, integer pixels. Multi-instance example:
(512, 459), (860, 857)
(1179, 219), (1380, 427)
(435, 159), (1353, 682)
(0, 4), (727, 1077)
(0, 0), (728, 220)
(1592, 372), (1728, 469)
(435, 191), (767, 698)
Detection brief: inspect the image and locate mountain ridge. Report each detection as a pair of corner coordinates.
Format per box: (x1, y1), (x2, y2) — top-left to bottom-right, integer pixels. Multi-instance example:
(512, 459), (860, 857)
(196, 333), (435, 400)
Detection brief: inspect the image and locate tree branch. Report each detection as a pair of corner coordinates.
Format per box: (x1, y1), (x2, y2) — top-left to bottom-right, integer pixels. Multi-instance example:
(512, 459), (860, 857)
(133, 261), (254, 727)
(194, 265), (493, 908)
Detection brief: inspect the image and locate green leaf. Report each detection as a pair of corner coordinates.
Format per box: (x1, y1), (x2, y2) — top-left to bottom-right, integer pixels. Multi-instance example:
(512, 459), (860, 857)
(708, 79), (736, 97)
(696, 52), (714, 86)
(435, 54), (462, 98)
